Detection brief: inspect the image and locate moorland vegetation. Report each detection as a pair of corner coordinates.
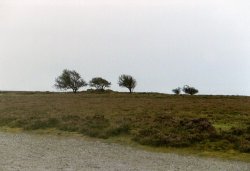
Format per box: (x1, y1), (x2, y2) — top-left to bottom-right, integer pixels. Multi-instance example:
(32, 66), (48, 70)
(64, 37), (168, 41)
(0, 69), (249, 161)
(0, 91), (249, 160)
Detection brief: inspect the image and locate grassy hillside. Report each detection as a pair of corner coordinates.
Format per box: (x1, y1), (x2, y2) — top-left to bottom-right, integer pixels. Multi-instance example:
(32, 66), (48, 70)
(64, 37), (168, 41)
(0, 91), (250, 160)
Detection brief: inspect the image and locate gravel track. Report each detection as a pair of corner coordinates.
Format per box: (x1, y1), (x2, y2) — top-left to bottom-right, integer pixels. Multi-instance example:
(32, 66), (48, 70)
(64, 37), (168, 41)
(0, 132), (249, 171)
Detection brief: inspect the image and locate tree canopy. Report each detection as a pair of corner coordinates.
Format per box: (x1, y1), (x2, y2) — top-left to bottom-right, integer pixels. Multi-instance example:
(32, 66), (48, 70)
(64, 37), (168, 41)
(182, 85), (199, 95)
(54, 69), (87, 93)
(172, 87), (181, 95)
(118, 74), (137, 93)
(89, 77), (111, 91)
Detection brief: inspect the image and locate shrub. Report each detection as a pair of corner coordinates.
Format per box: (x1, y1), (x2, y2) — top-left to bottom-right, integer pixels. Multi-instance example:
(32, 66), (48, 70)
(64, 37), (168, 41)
(59, 115), (82, 131)
(179, 118), (216, 134)
(0, 117), (15, 126)
(239, 140), (250, 153)
(24, 118), (59, 130)
(230, 127), (244, 136)
(133, 127), (191, 147)
(133, 116), (217, 147)
(107, 123), (131, 136)
(80, 114), (110, 138)
(204, 140), (234, 151)
(84, 114), (110, 129)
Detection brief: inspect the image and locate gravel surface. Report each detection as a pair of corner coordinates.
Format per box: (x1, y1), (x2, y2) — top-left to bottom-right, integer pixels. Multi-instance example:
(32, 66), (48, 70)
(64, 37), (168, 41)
(0, 132), (249, 171)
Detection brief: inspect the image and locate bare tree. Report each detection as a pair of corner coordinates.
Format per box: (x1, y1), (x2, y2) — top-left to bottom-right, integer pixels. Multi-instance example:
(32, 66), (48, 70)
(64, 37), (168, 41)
(89, 77), (111, 91)
(118, 74), (137, 93)
(54, 69), (87, 93)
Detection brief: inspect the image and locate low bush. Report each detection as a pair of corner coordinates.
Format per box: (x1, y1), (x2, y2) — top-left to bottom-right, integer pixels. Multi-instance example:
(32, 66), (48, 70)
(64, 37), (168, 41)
(59, 115), (82, 131)
(24, 118), (59, 130)
(80, 114), (110, 138)
(0, 117), (16, 126)
(133, 116), (217, 147)
(239, 140), (250, 153)
(107, 123), (131, 136)
(220, 127), (250, 152)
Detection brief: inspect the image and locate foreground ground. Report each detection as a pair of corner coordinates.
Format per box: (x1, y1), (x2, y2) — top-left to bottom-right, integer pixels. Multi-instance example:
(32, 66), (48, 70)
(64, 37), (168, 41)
(0, 91), (250, 161)
(0, 132), (249, 171)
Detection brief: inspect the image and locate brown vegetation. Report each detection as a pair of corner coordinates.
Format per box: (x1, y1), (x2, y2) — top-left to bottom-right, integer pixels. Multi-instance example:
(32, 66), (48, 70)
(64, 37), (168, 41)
(0, 91), (250, 154)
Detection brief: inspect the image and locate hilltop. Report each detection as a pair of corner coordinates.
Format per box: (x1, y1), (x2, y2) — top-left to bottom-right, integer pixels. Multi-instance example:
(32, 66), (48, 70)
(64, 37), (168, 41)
(0, 91), (249, 161)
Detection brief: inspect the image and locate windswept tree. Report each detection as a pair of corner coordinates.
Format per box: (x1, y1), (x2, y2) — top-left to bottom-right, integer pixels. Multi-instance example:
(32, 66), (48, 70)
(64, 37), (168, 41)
(182, 85), (199, 95)
(89, 77), (111, 91)
(118, 74), (137, 93)
(54, 69), (87, 93)
(172, 87), (181, 95)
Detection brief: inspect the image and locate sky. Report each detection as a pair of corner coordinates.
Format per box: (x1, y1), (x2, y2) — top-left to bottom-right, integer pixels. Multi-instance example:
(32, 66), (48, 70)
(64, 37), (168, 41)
(0, 0), (249, 95)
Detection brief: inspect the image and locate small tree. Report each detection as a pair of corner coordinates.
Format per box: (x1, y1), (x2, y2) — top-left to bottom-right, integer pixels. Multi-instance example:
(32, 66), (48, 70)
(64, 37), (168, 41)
(54, 69), (87, 93)
(89, 77), (111, 91)
(118, 74), (137, 93)
(172, 87), (181, 95)
(182, 85), (199, 95)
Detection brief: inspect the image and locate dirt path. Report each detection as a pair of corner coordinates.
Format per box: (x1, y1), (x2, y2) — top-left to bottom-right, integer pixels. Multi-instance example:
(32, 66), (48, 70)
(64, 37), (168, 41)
(0, 132), (249, 171)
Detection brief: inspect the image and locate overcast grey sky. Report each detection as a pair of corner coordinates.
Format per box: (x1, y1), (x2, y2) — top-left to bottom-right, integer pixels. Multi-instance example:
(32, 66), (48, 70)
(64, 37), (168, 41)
(0, 0), (249, 95)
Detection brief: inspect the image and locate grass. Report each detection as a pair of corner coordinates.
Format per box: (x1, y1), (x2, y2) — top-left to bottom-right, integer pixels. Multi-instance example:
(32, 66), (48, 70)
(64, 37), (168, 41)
(0, 91), (250, 161)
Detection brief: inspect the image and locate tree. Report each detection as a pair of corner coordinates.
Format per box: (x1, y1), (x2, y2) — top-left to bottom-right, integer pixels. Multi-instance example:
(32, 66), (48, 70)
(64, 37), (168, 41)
(118, 74), (137, 93)
(89, 77), (111, 91)
(172, 87), (181, 95)
(54, 69), (87, 93)
(182, 85), (199, 95)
